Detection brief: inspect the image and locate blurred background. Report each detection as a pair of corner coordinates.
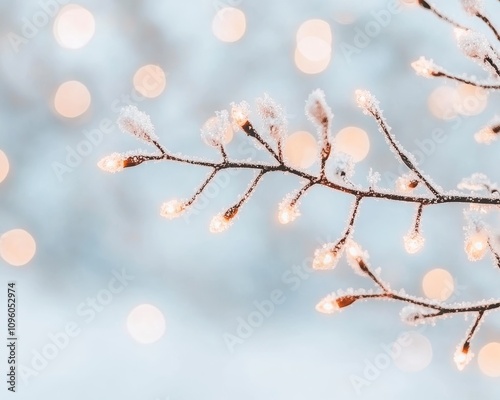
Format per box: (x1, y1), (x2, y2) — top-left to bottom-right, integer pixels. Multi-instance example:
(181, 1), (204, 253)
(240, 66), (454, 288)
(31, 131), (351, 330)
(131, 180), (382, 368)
(1, 0), (500, 398)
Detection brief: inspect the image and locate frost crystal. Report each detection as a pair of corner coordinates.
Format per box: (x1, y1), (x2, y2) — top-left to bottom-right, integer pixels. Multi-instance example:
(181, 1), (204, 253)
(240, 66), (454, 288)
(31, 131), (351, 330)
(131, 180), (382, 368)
(331, 152), (355, 179)
(209, 213), (233, 233)
(256, 94), (287, 141)
(474, 120), (500, 145)
(278, 198), (300, 224)
(118, 106), (157, 143)
(461, 0), (483, 15)
(403, 230), (425, 254)
(355, 90), (380, 115)
(411, 57), (439, 78)
(201, 110), (230, 147)
(305, 89), (333, 130)
(367, 169), (381, 188)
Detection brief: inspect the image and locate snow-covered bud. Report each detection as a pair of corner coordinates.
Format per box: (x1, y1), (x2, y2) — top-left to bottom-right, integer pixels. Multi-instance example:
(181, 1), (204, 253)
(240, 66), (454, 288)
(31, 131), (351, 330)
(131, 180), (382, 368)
(465, 231), (488, 261)
(278, 200), (300, 224)
(455, 30), (500, 75)
(396, 174), (419, 193)
(315, 293), (358, 315)
(160, 200), (186, 219)
(256, 94), (287, 141)
(411, 57), (439, 78)
(210, 208), (238, 233)
(201, 110), (231, 147)
(461, 0), (483, 16)
(355, 89), (379, 115)
(118, 106), (157, 144)
(231, 101), (251, 128)
(404, 230), (425, 254)
(305, 89), (333, 130)
(474, 124), (500, 145)
(454, 343), (473, 371)
(313, 244), (343, 270)
(97, 152), (145, 173)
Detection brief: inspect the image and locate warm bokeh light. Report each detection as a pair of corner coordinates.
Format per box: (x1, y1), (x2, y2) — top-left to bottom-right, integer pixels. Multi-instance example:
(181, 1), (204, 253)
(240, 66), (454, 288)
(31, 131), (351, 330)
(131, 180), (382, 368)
(294, 48), (331, 74)
(203, 115), (233, 144)
(133, 65), (166, 98)
(295, 19), (332, 73)
(422, 268), (454, 301)
(332, 13), (357, 25)
(126, 304), (166, 344)
(284, 131), (318, 169)
(478, 342), (500, 377)
(296, 36), (331, 62)
(212, 7), (246, 42)
(394, 332), (433, 372)
(456, 84), (487, 116)
(296, 19), (332, 45)
(53, 5), (95, 49)
(54, 81), (91, 118)
(334, 126), (370, 162)
(428, 86), (459, 120)
(0, 229), (36, 267)
(0, 149), (9, 184)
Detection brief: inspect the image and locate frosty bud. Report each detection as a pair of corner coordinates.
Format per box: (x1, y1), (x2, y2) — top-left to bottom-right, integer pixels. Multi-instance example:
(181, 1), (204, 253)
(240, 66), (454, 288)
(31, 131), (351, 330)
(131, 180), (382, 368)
(160, 200), (186, 219)
(315, 294), (340, 314)
(231, 101), (251, 127)
(454, 343), (473, 371)
(201, 110), (231, 147)
(474, 125), (500, 145)
(404, 230), (425, 254)
(256, 93), (287, 141)
(305, 89), (333, 129)
(455, 29), (499, 75)
(461, 0), (483, 16)
(278, 201), (300, 224)
(396, 175), (419, 193)
(411, 57), (438, 78)
(118, 106), (157, 144)
(465, 231), (488, 261)
(355, 89), (379, 115)
(97, 153), (145, 173)
(313, 245), (342, 270)
(209, 213), (233, 233)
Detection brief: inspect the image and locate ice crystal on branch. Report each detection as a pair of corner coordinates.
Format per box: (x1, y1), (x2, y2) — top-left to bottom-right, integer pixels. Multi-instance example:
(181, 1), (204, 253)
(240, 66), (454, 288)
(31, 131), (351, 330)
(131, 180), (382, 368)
(160, 200), (186, 219)
(411, 56), (439, 78)
(355, 89), (379, 115)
